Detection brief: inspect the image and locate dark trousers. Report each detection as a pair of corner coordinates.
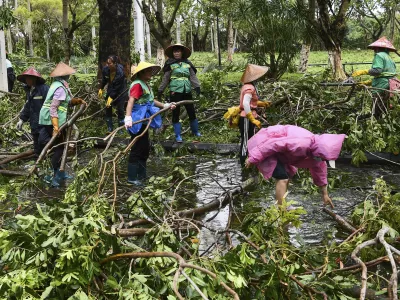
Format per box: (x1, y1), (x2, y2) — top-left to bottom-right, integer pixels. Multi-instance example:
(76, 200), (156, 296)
(239, 116), (255, 166)
(128, 124), (150, 163)
(169, 92), (197, 123)
(32, 132), (40, 157)
(38, 125), (65, 170)
(105, 98), (125, 121)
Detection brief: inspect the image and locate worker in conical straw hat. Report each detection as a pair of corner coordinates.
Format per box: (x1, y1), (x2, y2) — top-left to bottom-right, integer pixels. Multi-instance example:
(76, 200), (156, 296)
(237, 63), (272, 166)
(16, 67), (50, 156)
(351, 37), (398, 118)
(124, 61), (176, 186)
(158, 43), (201, 142)
(38, 62), (86, 187)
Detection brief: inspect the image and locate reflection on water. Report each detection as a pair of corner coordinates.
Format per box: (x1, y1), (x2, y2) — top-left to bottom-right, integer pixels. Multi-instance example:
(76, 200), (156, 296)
(190, 158), (400, 250)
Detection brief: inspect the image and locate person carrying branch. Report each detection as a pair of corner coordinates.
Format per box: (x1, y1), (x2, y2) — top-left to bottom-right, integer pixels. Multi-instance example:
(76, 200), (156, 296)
(158, 43), (201, 142)
(352, 37), (399, 117)
(246, 125), (346, 208)
(98, 55), (128, 132)
(16, 67), (49, 157)
(237, 64), (271, 166)
(38, 62), (86, 187)
(124, 62), (176, 186)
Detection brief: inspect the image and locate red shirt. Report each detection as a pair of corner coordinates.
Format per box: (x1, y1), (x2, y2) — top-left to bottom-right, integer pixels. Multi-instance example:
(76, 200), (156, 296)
(130, 83), (143, 99)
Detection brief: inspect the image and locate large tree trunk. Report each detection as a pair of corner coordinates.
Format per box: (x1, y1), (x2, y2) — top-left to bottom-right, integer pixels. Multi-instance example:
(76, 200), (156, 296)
(328, 49), (346, 80)
(227, 17), (234, 62)
(62, 0), (70, 63)
(298, 43), (311, 72)
(46, 35), (50, 60)
(145, 19), (151, 58)
(156, 46), (164, 66)
(176, 15), (181, 43)
(91, 25), (96, 57)
(97, 0), (132, 82)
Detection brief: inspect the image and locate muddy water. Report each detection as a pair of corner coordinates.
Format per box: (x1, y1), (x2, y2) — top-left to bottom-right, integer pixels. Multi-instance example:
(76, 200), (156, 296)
(159, 157), (400, 252)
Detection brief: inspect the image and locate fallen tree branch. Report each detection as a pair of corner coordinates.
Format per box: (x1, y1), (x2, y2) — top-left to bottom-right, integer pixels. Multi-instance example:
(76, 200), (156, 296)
(100, 251), (239, 300)
(0, 150), (35, 165)
(289, 275), (328, 300)
(29, 103), (86, 175)
(322, 207), (357, 233)
(0, 169), (27, 176)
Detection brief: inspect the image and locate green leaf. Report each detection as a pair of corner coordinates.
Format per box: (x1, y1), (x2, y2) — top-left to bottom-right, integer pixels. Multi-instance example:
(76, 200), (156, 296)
(41, 286), (54, 299)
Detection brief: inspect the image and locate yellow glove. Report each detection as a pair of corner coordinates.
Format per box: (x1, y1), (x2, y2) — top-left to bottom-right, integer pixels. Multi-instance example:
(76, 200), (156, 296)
(246, 112), (261, 129)
(70, 97), (87, 106)
(223, 106), (241, 128)
(351, 69), (369, 77)
(358, 79), (372, 86)
(98, 89), (103, 98)
(106, 96), (113, 107)
(257, 101), (272, 108)
(51, 117), (59, 136)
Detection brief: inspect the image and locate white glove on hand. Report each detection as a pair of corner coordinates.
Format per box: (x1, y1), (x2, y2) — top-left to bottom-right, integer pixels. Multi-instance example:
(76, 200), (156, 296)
(163, 103), (171, 109)
(16, 119), (24, 131)
(124, 116), (133, 129)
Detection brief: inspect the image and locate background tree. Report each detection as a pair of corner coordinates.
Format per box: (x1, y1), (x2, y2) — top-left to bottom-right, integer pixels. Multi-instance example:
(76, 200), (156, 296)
(97, 0), (131, 81)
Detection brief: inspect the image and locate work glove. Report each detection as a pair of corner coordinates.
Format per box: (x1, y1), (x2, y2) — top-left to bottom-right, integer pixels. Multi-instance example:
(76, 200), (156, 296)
(16, 119), (24, 131)
(124, 116), (133, 129)
(194, 87), (201, 97)
(358, 79), (372, 86)
(257, 101), (272, 108)
(246, 112), (261, 129)
(351, 69), (369, 77)
(70, 98), (87, 106)
(106, 96), (113, 107)
(51, 117), (59, 136)
(98, 89), (103, 98)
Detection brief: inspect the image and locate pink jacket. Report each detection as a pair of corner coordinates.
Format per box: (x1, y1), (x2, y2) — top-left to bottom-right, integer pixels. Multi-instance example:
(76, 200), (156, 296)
(247, 125), (346, 186)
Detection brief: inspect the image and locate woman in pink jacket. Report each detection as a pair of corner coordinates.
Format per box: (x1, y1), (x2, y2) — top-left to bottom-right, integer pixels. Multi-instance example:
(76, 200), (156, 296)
(246, 125), (346, 208)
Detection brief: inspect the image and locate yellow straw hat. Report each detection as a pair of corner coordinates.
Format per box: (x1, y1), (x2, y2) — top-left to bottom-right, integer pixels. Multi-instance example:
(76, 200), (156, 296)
(131, 61), (161, 80)
(165, 43), (192, 59)
(50, 62), (76, 77)
(240, 64), (269, 84)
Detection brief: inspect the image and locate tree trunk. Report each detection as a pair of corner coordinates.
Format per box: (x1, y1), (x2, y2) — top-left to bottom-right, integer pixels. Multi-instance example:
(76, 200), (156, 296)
(97, 0), (132, 83)
(145, 19), (151, 58)
(4, 0), (12, 53)
(133, 0), (145, 61)
(156, 46), (164, 66)
(227, 17), (234, 62)
(27, 0), (33, 56)
(176, 15), (181, 44)
(91, 25), (96, 57)
(298, 43), (311, 72)
(190, 16), (194, 52)
(62, 0), (70, 63)
(0, 23), (8, 91)
(233, 28), (237, 52)
(210, 25), (214, 52)
(213, 19), (218, 56)
(46, 35), (50, 60)
(328, 49), (346, 81)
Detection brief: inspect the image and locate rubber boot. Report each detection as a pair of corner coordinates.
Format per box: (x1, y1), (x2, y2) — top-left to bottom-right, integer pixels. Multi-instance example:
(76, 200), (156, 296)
(173, 123), (183, 143)
(190, 119), (201, 137)
(106, 118), (113, 132)
(51, 169), (61, 187)
(56, 170), (73, 181)
(138, 160), (147, 181)
(127, 162), (142, 186)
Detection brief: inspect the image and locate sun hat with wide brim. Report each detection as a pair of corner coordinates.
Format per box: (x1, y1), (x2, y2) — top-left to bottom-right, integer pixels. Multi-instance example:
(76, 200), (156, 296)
(368, 36), (396, 51)
(165, 43), (192, 59)
(17, 67), (46, 84)
(50, 62), (76, 77)
(131, 61), (161, 80)
(240, 64), (269, 84)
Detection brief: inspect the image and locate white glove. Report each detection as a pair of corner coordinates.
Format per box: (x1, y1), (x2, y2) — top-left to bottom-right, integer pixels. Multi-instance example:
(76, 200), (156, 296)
(16, 119), (24, 131)
(163, 103), (171, 109)
(124, 116), (133, 129)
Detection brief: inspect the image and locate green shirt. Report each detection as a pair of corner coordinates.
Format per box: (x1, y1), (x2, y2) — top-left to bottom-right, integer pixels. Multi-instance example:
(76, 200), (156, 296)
(39, 80), (71, 126)
(169, 62), (191, 93)
(371, 51), (396, 92)
(130, 79), (154, 104)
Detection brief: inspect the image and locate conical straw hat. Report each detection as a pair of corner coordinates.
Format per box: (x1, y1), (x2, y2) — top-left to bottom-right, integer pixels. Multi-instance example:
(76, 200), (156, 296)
(50, 62), (76, 77)
(368, 36), (396, 51)
(17, 67), (46, 84)
(165, 43), (192, 59)
(240, 64), (269, 83)
(131, 61), (161, 80)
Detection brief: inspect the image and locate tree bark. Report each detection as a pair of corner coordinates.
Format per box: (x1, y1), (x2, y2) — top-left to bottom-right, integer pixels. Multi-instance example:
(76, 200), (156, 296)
(176, 15), (181, 44)
(328, 49), (346, 80)
(227, 17), (234, 62)
(97, 0), (132, 82)
(298, 43), (311, 72)
(26, 0), (33, 56)
(213, 18), (219, 56)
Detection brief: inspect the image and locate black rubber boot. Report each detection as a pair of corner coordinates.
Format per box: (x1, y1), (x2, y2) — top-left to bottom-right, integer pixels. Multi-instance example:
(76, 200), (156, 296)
(127, 162), (141, 185)
(138, 160), (147, 181)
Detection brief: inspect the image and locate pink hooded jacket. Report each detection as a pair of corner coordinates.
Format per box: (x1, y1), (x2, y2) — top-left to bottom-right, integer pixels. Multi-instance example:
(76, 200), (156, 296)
(247, 125), (346, 186)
